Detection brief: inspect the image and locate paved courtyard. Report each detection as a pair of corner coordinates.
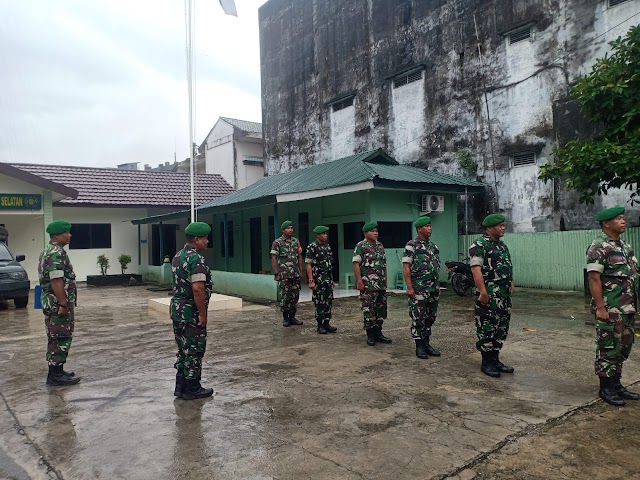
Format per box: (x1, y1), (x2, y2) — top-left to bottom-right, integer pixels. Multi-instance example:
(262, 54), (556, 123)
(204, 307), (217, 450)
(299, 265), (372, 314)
(0, 285), (638, 479)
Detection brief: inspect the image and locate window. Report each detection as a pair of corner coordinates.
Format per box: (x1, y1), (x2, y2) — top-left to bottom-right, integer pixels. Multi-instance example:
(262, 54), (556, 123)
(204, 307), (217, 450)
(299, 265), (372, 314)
(377, 222), (412, 248)
(206, 224), (213, 248)
(609, 0), (630, 6)
(331, 97), (354, 112)
(69, 224), (111, 249)
(268, 216), (275, 243)
(243, 156), (263, 166)
(393, 70), (423, 89)
(511, 152), (537, 167)
(509, 27), (532, 44)
(343, 222), (365, 250)
(219, 220), (234, 257)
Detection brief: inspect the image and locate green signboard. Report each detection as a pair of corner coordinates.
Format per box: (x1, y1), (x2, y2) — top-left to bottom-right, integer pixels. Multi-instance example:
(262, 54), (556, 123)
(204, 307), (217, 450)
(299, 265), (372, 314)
(0, 193), (42, 210)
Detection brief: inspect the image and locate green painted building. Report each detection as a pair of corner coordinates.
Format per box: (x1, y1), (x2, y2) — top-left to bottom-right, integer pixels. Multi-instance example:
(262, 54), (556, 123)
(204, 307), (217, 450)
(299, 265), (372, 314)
(133, 149), (484, 296)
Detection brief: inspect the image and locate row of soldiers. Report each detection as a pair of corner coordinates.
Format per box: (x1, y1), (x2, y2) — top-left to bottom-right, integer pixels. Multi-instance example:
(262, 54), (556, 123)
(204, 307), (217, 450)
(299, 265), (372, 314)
(37, 206), (639, 406)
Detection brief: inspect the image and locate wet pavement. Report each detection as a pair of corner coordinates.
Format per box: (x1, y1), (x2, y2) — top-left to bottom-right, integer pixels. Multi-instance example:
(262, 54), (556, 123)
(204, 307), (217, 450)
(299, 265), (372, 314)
(0, 286), (638, 480)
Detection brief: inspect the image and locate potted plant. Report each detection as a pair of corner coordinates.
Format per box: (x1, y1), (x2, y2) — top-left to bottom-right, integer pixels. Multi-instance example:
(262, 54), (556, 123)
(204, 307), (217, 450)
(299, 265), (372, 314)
(118, 254), (132, 274)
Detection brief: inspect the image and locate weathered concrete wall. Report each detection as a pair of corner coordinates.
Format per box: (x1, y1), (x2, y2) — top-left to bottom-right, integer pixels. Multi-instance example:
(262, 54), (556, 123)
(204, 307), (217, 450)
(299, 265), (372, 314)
(259, 0), (640, 232)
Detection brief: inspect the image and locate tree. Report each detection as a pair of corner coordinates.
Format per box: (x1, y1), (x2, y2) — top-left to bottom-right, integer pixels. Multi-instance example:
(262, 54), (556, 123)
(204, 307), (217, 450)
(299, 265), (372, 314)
(539, 25), (640, 204)
(97, 254), (110, 275)
(118, 254), (132, 275)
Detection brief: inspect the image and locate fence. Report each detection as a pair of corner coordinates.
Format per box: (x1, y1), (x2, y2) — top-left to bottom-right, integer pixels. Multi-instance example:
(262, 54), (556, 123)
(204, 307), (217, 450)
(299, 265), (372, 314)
(459, 227), (640, 292)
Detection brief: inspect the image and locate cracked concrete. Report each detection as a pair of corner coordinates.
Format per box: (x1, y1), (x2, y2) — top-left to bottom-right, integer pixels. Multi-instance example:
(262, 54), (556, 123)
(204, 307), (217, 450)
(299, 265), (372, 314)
(0, 286), (638, 479)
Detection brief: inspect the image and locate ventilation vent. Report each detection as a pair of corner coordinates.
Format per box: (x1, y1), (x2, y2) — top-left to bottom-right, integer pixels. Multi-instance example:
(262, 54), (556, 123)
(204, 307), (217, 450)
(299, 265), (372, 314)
(512, 152), (536, 167)
(609, 0), (630, 6)
(509, 27), (532, 44)
(332, 97), (354, 112)
(393, 70), (423, 88)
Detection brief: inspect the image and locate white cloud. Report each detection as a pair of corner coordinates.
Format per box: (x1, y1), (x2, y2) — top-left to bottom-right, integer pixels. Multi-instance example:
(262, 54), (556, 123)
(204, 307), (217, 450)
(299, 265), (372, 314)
(0, 0), (268, 168)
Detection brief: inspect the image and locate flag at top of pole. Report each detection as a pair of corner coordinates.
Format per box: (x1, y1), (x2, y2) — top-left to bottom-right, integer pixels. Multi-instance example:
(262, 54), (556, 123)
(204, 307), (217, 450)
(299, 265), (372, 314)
(219, 0), (238, 16)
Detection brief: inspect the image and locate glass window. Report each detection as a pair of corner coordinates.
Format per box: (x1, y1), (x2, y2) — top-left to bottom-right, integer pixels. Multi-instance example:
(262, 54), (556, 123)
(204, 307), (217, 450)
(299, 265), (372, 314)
(377, 222), (412, 248)
(69, 224), (111, 249)
(343, 222), (364, 250)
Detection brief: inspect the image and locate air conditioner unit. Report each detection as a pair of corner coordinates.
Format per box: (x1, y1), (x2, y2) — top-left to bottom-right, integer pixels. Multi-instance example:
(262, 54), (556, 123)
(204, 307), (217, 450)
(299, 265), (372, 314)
(421, 195), (445, 213)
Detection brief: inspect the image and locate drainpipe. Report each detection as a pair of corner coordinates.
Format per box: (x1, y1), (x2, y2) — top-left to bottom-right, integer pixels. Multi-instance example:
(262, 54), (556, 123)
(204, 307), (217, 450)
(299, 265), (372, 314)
(138, 224), (141, 266)
(223, 213), (230, 272)
(464, 187), (469, 236)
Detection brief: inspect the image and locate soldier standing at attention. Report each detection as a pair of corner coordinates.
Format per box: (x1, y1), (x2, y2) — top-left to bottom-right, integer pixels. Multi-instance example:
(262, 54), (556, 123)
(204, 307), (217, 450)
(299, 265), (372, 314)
(587, 206), (640, 406)
(171, 222), (214, 400)
(469, 214), (515, 378)
(271, 220), (303, 327)
(305, 226), (337, 334)
(402, 216), (442, 359)
(353, 222), (392, 346)
(39, 220), (80, 386)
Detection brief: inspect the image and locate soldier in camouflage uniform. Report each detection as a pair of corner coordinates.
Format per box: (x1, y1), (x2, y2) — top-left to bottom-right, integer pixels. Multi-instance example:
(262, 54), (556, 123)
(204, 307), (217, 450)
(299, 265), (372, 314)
(38, 220), (80, 386)
(402, 216), (442, 359)
(353, 221), (392, 346)
(587, 206), (640, 406)
(469, 214), (515, 378)
(305, 225), (337, 334)
(271, 220), (304, 327)
(171, 222), (214, 400)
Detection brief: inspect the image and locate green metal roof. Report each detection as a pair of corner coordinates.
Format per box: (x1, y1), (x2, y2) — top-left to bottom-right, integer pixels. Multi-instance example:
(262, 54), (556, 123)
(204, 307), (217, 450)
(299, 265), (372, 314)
(131, 149), (484, 224)
(220, 117), (262, 135)
(199, 149), (483, 210)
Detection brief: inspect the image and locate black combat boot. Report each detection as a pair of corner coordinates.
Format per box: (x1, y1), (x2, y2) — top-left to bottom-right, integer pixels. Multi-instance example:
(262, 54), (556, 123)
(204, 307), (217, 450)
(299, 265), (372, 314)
(423, 337), (441, 357)
(323, 319), (337, 333)
(289, 310), (303, 326)
(613, 374), (640, 400)
(480, 351), (500, 378)
(599, 376), (625, 406)
(180, 379), (214, 400)
(374, 325), (392, 344)
(366, 328), (376, 346)
(174, 370), (185, 397)
(46, 365), (81, 386)
(282, 312), (291, 327)
(493, 351), (514, 373)
(415, 339), (428, 359)
(316, 319), (327, 334)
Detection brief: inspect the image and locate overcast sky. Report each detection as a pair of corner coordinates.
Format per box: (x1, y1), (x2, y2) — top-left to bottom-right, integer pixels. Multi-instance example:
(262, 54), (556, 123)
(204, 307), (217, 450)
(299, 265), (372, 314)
(0, 0), (268, 168)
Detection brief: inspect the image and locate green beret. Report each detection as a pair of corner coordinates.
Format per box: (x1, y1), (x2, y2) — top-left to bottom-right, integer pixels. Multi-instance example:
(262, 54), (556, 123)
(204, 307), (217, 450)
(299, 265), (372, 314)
(596, 206), (625, 222)
(313, 226), (329, 234)
(482, 213), (506, 227)
(362, 221), (378, 232)
(185, 222), (211, 237)
(46, 220), (72, 235)
(414, 216), (431, 228)
(281, 220), (293, 230)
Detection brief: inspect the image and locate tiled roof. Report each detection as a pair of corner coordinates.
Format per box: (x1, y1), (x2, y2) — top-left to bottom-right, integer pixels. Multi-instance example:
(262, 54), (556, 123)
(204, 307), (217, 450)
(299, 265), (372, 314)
(199, 149), (484, 209)
(9, 163), (234, 207)
(220, 117), (262, 135)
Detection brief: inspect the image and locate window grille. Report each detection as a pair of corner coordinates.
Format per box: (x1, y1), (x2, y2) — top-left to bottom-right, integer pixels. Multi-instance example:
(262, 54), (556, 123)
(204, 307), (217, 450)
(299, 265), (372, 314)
(511, 152), (536, 167)
(509, 27), (532, 44)
(609, 0), (630, 7)
(393, 70), (423, 88)
(332, 97), (354, 112)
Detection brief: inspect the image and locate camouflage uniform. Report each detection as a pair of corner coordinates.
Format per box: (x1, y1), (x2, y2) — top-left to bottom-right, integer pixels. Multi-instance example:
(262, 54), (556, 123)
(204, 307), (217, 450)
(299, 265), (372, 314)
(353, 240), (387, 329)
(38, 242), (77, 366)
(305, 240), (334, 323)
(271, 236), (302, 316)
(402, 237), (440, 339)
(468, 234), (513, 353)
(586, 232), (639, 378)
(171, 245), (213, 381)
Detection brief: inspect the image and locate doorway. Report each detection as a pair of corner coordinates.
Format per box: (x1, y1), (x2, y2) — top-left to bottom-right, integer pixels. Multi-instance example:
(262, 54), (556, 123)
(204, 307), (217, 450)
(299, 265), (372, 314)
(151, 224), (177, 266)
(249, 217), (262, 273)
(327, 224), (339, 282)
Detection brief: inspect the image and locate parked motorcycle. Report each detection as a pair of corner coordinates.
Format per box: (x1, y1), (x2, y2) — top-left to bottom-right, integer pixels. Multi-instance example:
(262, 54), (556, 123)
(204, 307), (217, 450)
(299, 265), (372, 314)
(445, 258), (475, 296)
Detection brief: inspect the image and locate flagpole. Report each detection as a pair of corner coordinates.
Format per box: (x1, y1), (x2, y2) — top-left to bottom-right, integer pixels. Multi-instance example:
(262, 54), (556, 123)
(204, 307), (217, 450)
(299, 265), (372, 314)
(186, 0), (196, 223)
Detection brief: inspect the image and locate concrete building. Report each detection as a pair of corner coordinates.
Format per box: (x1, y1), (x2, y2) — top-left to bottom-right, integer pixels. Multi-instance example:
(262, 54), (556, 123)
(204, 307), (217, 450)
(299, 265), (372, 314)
(258, 0), (640, 232)
(199, 117), (265, 190)
(0, 163), (232, 284)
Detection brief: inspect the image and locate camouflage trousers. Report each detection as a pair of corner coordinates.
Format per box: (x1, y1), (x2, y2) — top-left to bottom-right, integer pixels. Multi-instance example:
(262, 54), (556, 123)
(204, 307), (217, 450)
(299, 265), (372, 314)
(44, 308), (75, 366)
(279, 277), (301, 314)
(360, 290), (387, 329)
(595, 312), (635, 378)
(173, 321), (207, 381)
(475, 292), (511, 353)
(409, 293), (439, 339)
(312, 282), (333, 321)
